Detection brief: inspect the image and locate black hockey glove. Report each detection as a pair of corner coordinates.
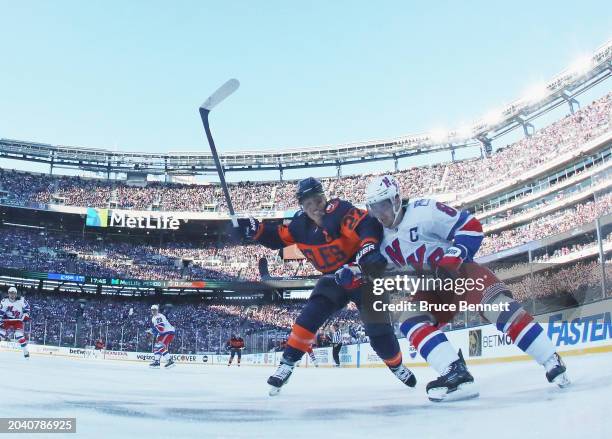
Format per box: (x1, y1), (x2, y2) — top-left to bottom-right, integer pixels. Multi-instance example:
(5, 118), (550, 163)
(355, 243), (387, 279)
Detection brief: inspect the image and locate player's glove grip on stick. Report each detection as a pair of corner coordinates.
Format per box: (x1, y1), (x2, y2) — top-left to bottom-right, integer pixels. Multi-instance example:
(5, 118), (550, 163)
(355, 243), (387, 278)
(435, 245), (467, 279)
(335, 263), (365, 290)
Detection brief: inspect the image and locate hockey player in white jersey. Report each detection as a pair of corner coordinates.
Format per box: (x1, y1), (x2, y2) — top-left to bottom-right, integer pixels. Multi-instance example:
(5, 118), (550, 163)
(146, 305), (175, 368)
(0, 286), (31, 358)
(336, 175), (570, 402)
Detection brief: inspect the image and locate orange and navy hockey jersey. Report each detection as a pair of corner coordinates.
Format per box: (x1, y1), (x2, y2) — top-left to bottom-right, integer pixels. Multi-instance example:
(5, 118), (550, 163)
(227, 337), (245, 349)
(252, 198), (383, 274)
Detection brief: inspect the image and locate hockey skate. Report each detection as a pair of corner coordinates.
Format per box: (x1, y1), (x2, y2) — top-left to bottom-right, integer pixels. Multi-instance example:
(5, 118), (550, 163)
(149, 360), (161, 368)
(544, 353), (570, 388)
(24, 351), (30, 359)
(164, 358), (175, 368)
(389, 364), (417, 387)
(426, 357), (479, 402)
(267, 359), (295, 396)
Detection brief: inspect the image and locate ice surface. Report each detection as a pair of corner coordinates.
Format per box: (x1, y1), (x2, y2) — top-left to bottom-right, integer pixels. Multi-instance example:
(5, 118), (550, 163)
(1, 351), (610, 439)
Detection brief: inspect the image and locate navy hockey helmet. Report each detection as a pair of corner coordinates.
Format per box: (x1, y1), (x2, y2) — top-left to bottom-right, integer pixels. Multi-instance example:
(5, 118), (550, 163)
(296, 177), (324, 203)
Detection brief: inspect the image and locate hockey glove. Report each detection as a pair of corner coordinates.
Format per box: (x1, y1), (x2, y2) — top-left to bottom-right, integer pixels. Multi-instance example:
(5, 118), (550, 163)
(435, 245), (467, 279)
(355, 243), (387, 278)
(335, 263), (365, 290)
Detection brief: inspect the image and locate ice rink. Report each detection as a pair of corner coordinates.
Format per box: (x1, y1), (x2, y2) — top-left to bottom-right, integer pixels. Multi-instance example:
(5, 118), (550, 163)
(1, 351), (610, 439)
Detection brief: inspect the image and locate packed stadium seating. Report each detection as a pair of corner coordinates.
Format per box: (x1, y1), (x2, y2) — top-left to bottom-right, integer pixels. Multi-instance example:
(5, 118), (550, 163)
(1, 192), (609, 279)
(1, 93), (610, 212)
(0, 226), (324, 280)
(478, 192), (612, 255)
(507, 259), (612, 303)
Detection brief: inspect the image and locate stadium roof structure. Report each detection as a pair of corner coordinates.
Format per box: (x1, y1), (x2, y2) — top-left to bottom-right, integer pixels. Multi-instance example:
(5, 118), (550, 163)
(1, 40), (611, 176)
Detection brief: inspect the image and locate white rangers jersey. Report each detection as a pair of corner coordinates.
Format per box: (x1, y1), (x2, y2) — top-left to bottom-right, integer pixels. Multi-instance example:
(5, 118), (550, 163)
(150, 313), (175, 335)
(379, 199), (484, 273)
(0, 297), (31, 320)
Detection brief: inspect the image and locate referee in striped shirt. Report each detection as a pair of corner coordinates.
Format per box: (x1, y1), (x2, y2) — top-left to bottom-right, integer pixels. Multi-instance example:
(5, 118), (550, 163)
(331, 323), (342, 367)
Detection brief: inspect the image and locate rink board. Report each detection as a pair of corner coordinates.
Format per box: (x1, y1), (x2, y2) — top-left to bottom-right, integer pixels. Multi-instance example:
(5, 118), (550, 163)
(2, 297), (611, 367)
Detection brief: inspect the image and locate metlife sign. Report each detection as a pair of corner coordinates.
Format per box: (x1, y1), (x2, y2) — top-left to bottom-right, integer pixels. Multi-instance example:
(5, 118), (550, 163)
(86, 208), (181, 230)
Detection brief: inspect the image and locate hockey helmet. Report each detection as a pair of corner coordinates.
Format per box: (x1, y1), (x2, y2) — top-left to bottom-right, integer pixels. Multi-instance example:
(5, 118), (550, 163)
(296, 177), (324, 203)
(365, 175), (403, 227)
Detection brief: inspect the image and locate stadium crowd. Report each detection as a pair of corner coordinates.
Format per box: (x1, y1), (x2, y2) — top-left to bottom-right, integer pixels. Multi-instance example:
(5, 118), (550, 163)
(508, 259), (612, 303)
(0, 192), (609, 280)
(479, 192), (612, 255)
(0, 93), (610, 213)
(533, 232), (612, 262)
(0, 226), (325, 280)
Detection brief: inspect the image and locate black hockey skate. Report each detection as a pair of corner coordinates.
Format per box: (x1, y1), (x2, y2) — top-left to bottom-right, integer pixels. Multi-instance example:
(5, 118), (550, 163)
(24, 351), (30, 359)
(149, 360), (160, 368)
(389, 364), (417, 387)
(164, 358), (175, 368)
(267, 359), (295, 396)
(544, 353), (570, 388)
(426, 356), (479, 402)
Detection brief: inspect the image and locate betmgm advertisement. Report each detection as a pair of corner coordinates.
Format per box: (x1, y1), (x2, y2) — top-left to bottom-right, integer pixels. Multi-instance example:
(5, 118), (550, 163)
(86, 207), (181, 230)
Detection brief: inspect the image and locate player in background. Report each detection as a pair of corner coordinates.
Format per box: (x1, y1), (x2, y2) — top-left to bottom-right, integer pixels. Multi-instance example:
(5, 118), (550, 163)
(146, 304), (176, 369)
(0, 286), (30, 359)
(243, 177), (416, 395)
(227, 334), (245, 366)
(337, 175), (570, 402)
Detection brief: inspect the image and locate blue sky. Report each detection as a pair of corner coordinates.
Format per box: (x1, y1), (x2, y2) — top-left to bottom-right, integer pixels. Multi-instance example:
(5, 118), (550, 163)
(0, 1), (610, 181)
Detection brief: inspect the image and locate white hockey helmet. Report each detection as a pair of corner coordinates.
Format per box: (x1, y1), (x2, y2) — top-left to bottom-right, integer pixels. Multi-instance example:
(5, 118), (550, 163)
(8, 286), (17, 297)
(365, 175), (403, 228)
(150, 304), (159, 311)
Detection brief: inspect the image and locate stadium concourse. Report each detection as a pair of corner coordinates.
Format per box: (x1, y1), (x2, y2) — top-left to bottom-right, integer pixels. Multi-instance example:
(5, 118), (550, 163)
(1, 350), (611, 438)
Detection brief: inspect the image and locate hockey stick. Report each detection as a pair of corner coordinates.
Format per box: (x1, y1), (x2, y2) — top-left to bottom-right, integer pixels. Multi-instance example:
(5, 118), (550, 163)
(199, 78), (240, 227)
